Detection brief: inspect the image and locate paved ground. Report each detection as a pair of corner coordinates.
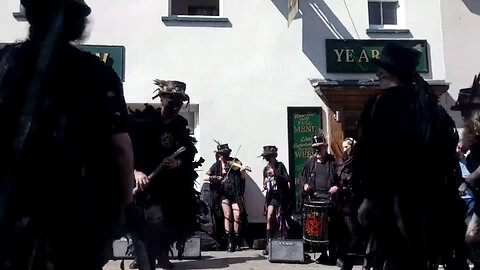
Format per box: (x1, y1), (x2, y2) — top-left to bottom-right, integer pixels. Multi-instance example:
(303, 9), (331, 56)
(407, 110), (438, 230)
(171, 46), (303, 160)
(105, 249), (365, 270)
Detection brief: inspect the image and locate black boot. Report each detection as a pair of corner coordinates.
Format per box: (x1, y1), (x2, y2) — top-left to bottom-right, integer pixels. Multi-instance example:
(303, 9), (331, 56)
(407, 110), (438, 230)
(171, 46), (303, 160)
(226, 232), (235, 252)
(262, 229), (273, 255)
(129, 258), (139, 269)
(156, 250), (174, 270)
(235, 233), (243, 251)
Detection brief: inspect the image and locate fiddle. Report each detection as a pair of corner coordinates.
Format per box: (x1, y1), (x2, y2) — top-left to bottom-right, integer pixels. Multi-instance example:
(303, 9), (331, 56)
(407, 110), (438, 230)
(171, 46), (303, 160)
(226, 160), (252, 172)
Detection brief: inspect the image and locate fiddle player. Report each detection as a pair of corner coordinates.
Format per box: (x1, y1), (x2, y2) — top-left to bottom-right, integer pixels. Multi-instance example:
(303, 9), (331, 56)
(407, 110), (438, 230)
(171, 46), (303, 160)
(299, 132), (341, 265)
(203, 143), (247, 252)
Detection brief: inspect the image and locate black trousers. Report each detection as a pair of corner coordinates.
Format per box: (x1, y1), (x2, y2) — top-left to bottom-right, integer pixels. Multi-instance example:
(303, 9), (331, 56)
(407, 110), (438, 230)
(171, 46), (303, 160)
(340, 214), (365, 270)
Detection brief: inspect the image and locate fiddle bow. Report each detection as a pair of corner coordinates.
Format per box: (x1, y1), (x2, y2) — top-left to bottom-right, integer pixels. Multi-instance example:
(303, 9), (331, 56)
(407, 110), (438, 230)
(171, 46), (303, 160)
(224, 145), (253, 178)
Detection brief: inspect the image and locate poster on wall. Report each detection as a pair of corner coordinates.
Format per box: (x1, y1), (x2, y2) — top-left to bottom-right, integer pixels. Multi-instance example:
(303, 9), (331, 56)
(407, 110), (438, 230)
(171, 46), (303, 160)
(287, 107), (322, 208)
(288, 0), (298, 26)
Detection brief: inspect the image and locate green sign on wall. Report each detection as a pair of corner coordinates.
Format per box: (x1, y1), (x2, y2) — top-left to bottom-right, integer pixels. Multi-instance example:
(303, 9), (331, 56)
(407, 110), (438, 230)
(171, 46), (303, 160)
(287, 107), (322, 208)
(326, 39), (429, 73)
(0, 43), (125, 81)
(82, 45), (126, 81)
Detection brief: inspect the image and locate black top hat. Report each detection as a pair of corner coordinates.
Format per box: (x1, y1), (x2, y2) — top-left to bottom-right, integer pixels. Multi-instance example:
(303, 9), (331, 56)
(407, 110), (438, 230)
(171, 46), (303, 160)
(372, 43), (422, 81)
(260, 145), (278, 157)
(21, 0), (91, 17)
(153, 79), (189, 102)
(312, 133), (327, 147)
(451, 73), (480, 114)
(215, 144), (232, 155)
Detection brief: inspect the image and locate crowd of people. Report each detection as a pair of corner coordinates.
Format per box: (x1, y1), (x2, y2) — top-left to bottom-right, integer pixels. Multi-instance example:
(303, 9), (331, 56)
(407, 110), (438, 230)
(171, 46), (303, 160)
(2, 1), (480, 270)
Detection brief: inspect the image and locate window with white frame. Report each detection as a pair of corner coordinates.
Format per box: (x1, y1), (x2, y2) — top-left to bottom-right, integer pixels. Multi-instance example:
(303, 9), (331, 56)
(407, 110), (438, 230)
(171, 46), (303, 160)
(12, 3), (26, 21)
(368, 0), (399, 26)
(171, 0), (220, 16)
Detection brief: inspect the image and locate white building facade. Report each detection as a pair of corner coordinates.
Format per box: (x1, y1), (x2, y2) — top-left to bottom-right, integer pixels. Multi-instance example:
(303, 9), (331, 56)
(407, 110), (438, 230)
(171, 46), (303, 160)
(440, 0), (480, 128)
(0, 0), (449, 224)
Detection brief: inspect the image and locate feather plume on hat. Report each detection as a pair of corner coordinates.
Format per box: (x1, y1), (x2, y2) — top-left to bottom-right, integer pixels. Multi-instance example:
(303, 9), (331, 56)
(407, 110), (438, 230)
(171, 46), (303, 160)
(152, 79), (189, 103)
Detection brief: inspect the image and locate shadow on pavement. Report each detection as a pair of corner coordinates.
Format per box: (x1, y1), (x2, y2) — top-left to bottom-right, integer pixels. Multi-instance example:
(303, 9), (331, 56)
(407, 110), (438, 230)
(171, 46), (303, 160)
(172, 255), (266, 269)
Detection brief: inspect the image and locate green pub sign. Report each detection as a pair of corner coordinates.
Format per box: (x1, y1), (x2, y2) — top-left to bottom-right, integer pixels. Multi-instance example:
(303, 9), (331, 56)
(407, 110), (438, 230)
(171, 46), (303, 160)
(287, 107), (322, 207)
(326, 39), (429, 73)
(0, 43), (125, 81)
(82, 45), (126, 81)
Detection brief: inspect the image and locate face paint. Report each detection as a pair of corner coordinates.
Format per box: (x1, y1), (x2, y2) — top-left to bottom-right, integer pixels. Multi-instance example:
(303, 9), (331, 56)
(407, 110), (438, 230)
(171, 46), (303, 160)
(161, 96), (183, 116)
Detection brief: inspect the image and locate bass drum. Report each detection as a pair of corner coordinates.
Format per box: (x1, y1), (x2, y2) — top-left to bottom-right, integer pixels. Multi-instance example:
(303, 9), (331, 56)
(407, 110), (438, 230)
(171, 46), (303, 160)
(302, 199), (331, 247)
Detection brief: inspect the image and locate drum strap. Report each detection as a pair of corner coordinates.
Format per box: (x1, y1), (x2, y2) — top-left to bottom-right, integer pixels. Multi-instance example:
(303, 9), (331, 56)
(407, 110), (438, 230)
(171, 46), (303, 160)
(308, 158), (316, 187)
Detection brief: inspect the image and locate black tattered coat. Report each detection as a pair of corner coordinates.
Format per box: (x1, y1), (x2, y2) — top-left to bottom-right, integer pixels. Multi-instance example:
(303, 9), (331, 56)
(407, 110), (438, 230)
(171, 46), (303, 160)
(299, 154), (339, 203)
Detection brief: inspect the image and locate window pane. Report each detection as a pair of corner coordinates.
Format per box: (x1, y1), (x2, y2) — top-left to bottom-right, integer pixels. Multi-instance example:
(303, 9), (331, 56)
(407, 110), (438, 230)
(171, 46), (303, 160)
(368, 2), (381, 25)
(188, 6), (219, 16)
(172, 0), (219, 16)
(382, 2), (398, 25)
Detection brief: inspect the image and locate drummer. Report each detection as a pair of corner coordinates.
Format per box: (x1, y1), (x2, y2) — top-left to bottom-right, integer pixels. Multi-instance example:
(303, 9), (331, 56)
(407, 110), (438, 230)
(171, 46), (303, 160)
(300, 132), (342, 265)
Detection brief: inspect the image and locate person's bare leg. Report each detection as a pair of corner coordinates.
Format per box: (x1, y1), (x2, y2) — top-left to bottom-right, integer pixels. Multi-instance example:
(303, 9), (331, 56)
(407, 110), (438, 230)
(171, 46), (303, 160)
(232, 203), (241, 233)
(263, 205), (276, 255)
(222, 199), (235, 252)
(222, 199), (233, 232)
(232, 203), (243, 251)
(266, 205), (275, 230)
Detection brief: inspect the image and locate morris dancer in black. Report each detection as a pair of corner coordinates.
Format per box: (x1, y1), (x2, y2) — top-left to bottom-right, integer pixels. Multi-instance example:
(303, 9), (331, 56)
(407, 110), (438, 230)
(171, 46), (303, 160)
(130, 80), (199, 270)
(203, 143), (247, 252)
(260, 146), (292, 255)
(336, 138), (364, 270)
(300, 133), (341, 265)
(0, 1), (134, 269)
(356, 43), (467, 269)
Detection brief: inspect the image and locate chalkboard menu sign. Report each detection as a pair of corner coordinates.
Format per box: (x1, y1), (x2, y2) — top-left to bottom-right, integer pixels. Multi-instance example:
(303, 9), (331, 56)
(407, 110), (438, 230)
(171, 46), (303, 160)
(287, 107), (323, 207)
